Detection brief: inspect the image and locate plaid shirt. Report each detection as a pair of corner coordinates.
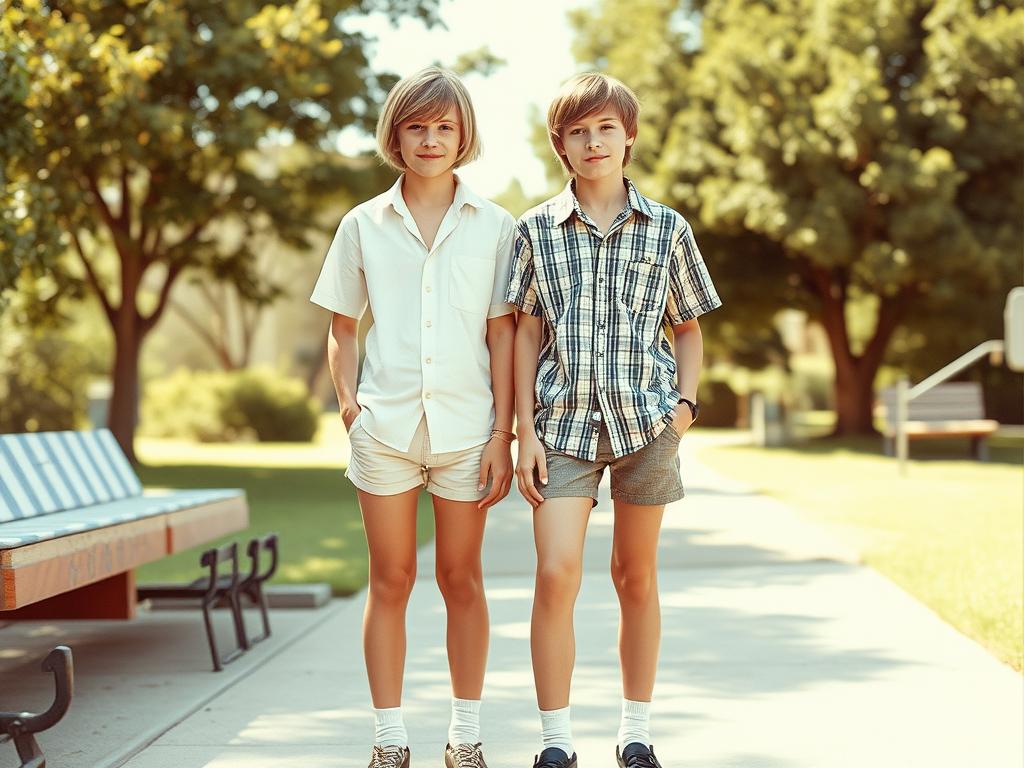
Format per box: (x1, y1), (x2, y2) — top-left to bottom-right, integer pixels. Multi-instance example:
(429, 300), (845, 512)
(506, 180), (722, 460)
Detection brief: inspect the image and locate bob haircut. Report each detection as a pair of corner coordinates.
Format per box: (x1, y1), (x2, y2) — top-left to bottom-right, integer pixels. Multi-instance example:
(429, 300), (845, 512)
(547, 73), (640, 174)
(375, 67), (481, 172)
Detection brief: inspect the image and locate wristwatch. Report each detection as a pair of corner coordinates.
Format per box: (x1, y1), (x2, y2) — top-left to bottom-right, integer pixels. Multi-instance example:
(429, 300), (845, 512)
(678, 397), (699, 422)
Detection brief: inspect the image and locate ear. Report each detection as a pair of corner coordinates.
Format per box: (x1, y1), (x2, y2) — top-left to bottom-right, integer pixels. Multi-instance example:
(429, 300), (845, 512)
(625, 132), (636, 147)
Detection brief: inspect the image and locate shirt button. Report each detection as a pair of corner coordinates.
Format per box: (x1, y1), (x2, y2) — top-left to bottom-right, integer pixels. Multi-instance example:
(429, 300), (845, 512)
(592, 411), (602, 422)
(425, 286), (432, 293)
(425, 392), (432, 399)
(598, 277), (604, 284)
(425, 357), (432, 364)
(425, 320), (432, 327)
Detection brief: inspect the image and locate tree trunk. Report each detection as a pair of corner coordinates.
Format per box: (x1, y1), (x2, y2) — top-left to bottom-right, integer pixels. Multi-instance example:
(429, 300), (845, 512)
(108, 308), (143, 464)
(832, 356), (879, 435)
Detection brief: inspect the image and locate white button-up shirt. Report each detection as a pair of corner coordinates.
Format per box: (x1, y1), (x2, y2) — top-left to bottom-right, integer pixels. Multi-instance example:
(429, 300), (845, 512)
(310, 175), (515, 454)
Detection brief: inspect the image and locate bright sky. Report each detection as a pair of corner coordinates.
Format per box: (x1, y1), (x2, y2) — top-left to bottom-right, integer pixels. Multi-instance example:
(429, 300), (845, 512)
(341, 0), (591, 198)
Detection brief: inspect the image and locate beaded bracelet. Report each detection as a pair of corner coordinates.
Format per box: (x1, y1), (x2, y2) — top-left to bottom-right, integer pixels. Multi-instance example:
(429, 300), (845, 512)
(490, 429), (516, 443)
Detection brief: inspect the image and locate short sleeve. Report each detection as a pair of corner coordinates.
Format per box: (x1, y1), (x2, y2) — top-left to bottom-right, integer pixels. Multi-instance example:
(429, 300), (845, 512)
(487, 213), (516, 319)
(309, 213), (368, 319)
(505, 224), (543, 317)
(665, 218), (722, 325)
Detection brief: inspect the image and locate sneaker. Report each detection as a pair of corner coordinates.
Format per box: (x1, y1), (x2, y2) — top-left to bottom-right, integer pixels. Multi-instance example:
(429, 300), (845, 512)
(445, 742), (489, 768)
(616, 743), (662, 768)
(533, 747), (578, 768)
(369, 745), (410, 768)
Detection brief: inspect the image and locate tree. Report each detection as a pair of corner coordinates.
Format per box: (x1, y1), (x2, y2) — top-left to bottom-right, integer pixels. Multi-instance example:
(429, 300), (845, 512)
(569, 0), (1024, 433)
(2, 0), (438, 460)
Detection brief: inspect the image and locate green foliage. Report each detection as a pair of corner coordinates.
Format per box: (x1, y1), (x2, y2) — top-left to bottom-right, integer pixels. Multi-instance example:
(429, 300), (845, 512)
(221, 368), (320, 442)
(141, 367), (320, 443)
(0, 274), (108, 432)
(568, 0), (1024, 429)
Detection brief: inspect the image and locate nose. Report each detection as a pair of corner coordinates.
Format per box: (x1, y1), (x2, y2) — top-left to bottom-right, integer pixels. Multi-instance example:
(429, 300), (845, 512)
(586, 131), (602, 150)
(422, 128), (439, 147)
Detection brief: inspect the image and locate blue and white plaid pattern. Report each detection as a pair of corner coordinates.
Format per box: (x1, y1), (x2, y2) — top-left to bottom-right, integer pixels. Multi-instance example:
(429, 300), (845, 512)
(506, 180), (722, 460)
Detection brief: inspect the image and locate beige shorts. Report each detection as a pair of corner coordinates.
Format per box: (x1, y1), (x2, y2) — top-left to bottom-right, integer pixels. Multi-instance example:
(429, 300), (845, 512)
(346, 414), (488, 501)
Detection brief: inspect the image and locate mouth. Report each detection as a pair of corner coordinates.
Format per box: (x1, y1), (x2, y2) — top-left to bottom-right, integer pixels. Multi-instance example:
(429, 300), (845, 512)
(585, 155), (609, 163)
(417, 154), (445, 160)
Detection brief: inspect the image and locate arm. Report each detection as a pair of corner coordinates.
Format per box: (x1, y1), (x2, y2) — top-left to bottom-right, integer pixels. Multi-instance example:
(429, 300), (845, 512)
(670, 317), (704, 435)
(514, 312), (547, 506)
(327, 312), (360, 429)
(477, 314), (516, 509)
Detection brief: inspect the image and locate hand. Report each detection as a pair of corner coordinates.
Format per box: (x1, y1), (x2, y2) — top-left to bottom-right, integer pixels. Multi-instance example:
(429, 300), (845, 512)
(671, 404), (694, 437)
(515, 431), (548, 507)
(342, 406), (361, 432)
(478, 437), (513, 510)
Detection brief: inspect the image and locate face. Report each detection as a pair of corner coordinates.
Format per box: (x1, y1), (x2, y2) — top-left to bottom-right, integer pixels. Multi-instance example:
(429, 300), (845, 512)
(396, 107), (462, 179)
(558, 107), (634, 180)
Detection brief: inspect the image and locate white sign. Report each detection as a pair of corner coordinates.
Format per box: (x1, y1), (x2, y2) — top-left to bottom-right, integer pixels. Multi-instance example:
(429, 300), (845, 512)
(1006, 287), (1024, 372)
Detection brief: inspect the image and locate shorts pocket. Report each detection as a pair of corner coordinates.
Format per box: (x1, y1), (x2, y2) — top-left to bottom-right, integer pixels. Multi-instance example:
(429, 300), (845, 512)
(449, 256), (495, 314)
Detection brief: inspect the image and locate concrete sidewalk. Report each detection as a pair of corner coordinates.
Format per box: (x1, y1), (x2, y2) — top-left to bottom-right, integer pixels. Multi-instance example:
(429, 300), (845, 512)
(112, 433), (1022, 768)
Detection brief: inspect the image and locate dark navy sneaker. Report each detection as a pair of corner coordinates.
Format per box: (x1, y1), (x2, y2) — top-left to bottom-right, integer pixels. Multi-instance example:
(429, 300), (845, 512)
(533, 747), (578, 768)
(616, 743), (663, 768)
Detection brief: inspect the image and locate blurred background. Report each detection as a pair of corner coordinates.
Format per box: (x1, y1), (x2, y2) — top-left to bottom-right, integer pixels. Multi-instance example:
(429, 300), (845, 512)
(2, 0), (1022, 668)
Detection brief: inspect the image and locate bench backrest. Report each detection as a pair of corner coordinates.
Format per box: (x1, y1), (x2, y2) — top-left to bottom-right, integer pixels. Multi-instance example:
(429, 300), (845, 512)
(878, 381), (987, 424)
(0, 429), (142, 522)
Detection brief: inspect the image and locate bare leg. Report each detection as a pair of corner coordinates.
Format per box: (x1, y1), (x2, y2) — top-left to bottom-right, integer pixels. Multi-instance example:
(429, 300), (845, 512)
(531, 497), (592, 710)
(433, 496), (490, 699)
(359, 487), (420, 708)
(611, 501), (665, 701)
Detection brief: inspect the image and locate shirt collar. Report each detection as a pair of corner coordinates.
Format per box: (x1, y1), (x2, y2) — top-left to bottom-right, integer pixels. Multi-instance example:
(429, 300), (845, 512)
(381, 173), (485, 219)
(551, 177), (654, 227)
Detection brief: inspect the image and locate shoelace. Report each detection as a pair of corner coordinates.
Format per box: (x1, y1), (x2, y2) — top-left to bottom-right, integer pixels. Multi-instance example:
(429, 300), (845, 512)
(370, 746), (406, 768)
(534, 754), (568, 768)
(621, 749), (659, 768)
(450, 743), (485, 768)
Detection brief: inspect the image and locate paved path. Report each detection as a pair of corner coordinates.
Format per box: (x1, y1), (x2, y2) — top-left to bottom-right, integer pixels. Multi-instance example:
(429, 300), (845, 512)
(3, 434), (1019, 767)
(115, 433), (1022, 768)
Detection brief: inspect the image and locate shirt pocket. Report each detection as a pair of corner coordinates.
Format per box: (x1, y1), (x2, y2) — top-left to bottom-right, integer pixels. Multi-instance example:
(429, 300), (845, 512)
(449, 256), (495, 314)
(623, 254), (668, 312)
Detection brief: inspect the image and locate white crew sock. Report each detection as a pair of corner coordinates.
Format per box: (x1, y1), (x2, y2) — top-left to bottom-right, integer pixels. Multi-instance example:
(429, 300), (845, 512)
(618, 698), (651, 751)
(540, 705), (573, 756)
(374, 706), (408, 748)
(449, 697), (482, 745)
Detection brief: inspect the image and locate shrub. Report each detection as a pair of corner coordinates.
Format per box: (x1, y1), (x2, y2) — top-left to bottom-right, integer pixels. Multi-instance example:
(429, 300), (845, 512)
(141, 367), (319, 443)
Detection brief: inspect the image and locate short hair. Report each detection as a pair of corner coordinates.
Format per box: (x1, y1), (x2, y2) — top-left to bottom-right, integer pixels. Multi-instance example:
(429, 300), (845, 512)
(547, 73), (640, 174)
(375, 67), (481, 172)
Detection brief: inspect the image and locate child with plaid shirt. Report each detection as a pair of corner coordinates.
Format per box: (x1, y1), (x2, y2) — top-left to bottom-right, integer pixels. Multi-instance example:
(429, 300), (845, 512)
(506, 73), (721, 768)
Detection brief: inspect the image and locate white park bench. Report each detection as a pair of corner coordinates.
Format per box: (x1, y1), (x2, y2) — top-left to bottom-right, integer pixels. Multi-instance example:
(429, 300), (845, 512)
(877, 381), (999, 460)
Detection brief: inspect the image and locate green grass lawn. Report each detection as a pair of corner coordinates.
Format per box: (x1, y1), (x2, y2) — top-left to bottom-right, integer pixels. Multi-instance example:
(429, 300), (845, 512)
(697, 431), (1024, 671)
(134, 417), (435, 596)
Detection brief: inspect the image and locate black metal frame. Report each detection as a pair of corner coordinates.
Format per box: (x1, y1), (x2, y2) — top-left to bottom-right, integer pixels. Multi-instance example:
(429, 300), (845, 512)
(0, 645), (73, 768)
(238, 533), (278, 649)
(136, 534), (278, 672)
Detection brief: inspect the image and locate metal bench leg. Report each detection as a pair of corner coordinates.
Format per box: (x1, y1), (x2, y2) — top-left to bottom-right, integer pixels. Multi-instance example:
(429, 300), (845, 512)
(0, 646), (74, 768)
(973, 437), (990, 461)
(200, 543), (245, 672)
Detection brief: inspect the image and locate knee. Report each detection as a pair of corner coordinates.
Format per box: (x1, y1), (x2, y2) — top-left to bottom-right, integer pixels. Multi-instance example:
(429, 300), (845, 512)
(535, 559), (582, 606)
(611, 560), (656, 605)
(436, 565), (484, 607)
(369, 562), (416, 605)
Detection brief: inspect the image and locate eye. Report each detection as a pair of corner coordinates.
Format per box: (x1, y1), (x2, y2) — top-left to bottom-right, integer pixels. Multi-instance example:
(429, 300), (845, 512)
(602, 124), (615, 130)
(407, 124), (422, 130)
(569, 128), (583, 135)
(440, 124), (454, 131)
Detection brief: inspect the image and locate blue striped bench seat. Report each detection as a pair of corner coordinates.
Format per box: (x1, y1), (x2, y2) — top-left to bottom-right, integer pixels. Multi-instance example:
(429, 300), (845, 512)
(0, 429), (248, 618)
